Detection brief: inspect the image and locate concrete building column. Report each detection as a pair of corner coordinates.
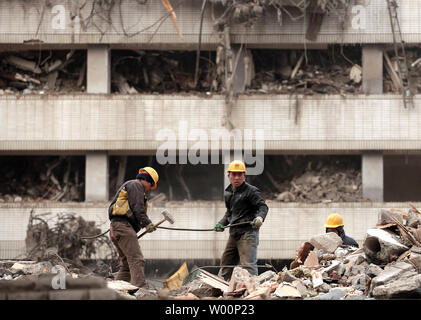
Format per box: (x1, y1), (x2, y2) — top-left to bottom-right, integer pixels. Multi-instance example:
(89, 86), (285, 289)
(87, 44), (111, 94)
(362, 45), (383, 94)
(362, 152), (384, 202)
(85, 152), (109, 201)
(85, 45), (110, 201)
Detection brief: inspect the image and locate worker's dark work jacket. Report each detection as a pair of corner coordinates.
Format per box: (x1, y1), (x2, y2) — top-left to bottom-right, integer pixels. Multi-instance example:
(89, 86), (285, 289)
(336, 226), (359, 248)
(108, 180), (151, 233)
(219, 182), (269, 236)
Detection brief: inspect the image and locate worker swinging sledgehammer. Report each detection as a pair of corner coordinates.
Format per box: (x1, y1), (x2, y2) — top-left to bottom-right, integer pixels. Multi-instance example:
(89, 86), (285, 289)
(108, 166), (159, 288)
(214, 160), (269, 281)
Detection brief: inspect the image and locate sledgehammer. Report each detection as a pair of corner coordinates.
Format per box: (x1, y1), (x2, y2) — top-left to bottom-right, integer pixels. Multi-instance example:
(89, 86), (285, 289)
(137, 209), (175, 239)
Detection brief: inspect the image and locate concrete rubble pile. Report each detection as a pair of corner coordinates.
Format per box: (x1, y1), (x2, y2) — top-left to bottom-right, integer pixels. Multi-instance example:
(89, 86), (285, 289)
(0, 50), (86, 95)
(0, 156), (84, 203)
(1, 205), (420, 300)
(257, 156), (363, 203)
(112, 50), (217, 94)
(166, 206), (421, 300)
(248, 48), (362, 95)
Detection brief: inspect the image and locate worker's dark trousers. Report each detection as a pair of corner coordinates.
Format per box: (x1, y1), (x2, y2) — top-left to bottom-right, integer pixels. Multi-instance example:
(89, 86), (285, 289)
(218, 230), (259, 281)
(110, 220), (147, 288)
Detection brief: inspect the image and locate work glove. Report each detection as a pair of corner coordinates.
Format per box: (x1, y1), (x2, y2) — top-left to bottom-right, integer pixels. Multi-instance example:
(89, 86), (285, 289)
(214, 222), (224, 232)
(146, 223), (157, 233)
(252, 217), (263, 229)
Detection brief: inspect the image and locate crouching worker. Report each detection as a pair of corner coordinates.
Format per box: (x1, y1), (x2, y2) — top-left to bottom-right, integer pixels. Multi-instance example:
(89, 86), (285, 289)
(325, 213), (359, 248)
(215, 160), (269, 281)
(108, 167), (159, 288)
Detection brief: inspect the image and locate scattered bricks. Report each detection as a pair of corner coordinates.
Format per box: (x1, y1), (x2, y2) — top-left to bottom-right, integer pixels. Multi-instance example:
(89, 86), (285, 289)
(364, 228), (409, 264)
(7, 291), (49, 300)
(49, 289), (89, 300)
(0, 279), (36, 292)
(371, 261), (415, 289)
(310, 232), (343, 253)
(88, 288), (119, 300)
(372, 273), (421, 299)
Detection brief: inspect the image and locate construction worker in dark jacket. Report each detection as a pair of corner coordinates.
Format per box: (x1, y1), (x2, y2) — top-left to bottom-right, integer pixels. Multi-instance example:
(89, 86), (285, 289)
(215, 160), (269, 281)
(108, 167), (159, 288)
(325, 213), (359, 248)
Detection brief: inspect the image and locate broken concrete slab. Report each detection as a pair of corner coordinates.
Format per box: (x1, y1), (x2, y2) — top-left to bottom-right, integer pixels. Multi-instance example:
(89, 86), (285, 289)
(372, 273), (421, 299)
(364, 228), (409, 264)
(310, 232), (343, 253)
(274, 283), (302, 298)
(366, 264), (383, 278)
(371, 261), (415, 288)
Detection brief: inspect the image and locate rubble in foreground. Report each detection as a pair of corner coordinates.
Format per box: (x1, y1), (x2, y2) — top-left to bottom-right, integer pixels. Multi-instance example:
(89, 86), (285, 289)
(1, 205), (420, 300)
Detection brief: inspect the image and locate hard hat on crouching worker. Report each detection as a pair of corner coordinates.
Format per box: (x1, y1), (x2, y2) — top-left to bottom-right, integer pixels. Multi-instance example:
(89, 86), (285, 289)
(325, 213), (344, 228)
(137, 167), (159, 190)
(227, 160), (246, 173)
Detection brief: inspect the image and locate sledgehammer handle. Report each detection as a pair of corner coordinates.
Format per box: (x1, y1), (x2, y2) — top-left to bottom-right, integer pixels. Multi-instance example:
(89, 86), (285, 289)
(137, 218), (166, 239)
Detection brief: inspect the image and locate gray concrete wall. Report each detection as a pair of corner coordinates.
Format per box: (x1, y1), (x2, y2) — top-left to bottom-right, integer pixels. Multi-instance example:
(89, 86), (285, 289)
(1, 94), (421, 152)
(0, 0), (419, 46)
(0, 201), (414, 260)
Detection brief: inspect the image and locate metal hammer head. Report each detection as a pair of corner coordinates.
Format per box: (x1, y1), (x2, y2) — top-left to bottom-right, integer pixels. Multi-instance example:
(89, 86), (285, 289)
(161, 209), (175, 224)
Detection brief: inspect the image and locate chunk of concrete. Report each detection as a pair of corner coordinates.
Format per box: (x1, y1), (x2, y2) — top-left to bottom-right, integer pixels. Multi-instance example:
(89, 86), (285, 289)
(372, 273), (421, 299)
(257, 271), (276, 284)
(317, 287), (348, 300)
(363, 228), (409, 264)
(310, 233), (343, 253)
(274, 284), (302, 298)
(406, 210), (421, 228)
(366, 264), (383, 278)
(371, 261), (415, 288)
(378, 209), (403, 226)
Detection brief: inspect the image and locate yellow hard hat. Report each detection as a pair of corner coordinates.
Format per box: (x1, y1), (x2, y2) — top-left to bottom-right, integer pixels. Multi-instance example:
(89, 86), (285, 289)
(139, 167), (159, 190)
(227, 160), (246, 173)
(325, 213), (344, 228)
